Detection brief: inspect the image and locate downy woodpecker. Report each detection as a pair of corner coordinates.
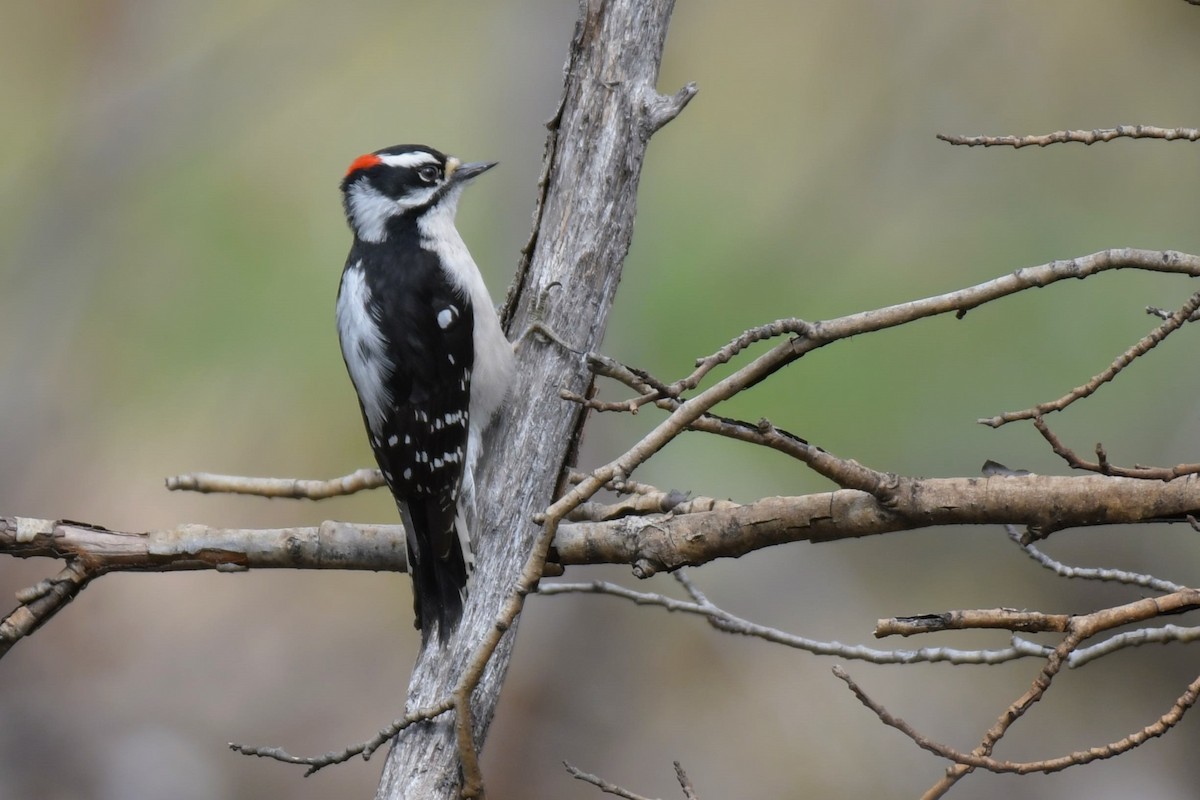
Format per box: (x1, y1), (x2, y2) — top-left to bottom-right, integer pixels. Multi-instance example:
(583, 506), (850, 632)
(336, 144), (515, 642)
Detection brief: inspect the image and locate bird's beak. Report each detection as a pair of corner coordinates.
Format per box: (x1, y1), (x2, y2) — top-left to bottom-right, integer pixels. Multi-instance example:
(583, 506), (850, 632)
(447, 160), (497, 184)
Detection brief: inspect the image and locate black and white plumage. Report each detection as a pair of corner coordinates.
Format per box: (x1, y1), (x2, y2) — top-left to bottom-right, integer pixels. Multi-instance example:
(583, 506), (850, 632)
(336, 144), (515, 643)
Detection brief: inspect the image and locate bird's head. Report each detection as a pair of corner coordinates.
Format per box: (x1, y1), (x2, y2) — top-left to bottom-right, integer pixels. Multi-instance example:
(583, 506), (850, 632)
(340, 144), (496, 243)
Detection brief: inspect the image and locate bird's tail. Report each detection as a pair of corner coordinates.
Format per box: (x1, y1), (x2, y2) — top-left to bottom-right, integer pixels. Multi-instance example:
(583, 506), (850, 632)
(400, 499), (474, 645)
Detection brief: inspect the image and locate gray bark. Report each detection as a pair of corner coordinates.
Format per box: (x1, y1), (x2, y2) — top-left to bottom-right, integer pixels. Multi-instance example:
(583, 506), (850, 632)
(374, 1), (693, 797)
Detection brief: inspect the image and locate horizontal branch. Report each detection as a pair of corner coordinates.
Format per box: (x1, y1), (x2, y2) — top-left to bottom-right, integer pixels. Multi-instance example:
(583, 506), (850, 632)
(0, 516), (406, 572)
(552, 474), (1200, 574)
(877, 609), (1070, 638)
(166, 468), (383, 499)
(10, 474), (1200, 580)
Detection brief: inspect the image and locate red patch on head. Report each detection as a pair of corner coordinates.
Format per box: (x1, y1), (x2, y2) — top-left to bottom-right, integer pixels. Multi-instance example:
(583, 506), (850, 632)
(345, 153), (382, 178)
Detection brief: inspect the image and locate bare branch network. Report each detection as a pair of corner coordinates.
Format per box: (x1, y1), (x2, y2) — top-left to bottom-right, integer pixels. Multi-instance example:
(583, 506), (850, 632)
(5, 243), (1200, 795)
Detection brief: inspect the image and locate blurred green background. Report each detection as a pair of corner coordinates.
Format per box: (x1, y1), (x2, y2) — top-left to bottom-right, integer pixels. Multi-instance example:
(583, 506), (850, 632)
(3, 2), (1200, 798)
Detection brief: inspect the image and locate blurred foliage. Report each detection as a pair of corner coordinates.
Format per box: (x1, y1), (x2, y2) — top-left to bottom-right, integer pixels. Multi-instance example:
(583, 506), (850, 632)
(2, 2), (1200, 799)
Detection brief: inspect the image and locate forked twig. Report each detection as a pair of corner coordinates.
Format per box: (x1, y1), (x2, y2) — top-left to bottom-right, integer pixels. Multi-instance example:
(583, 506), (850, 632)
(230, 698), (455, 776)
(860, 588), (1200, 797)
(981, 289), (1200, 428)
(1030, 417), (1200, 481)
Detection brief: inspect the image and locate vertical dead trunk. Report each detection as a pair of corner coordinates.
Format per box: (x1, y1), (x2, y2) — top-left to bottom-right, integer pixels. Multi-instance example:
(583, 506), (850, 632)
(374, 1), (694, 797)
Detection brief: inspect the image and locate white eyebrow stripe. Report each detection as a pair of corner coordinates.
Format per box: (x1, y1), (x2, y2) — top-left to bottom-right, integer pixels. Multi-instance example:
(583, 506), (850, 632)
(377, 151), (439, 169)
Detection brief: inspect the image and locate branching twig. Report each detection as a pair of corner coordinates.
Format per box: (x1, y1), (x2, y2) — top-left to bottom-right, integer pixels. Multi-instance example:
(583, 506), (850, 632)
(838, 664), (1200, 781)
(1030, 417), (1200, 481)
(581, 254), (1200, 448)
(541, 576), (1032, 666)
(982, 289), (1200, 428)
(545, 571), (1200, 671)
(938, 125), (1200, 148)
(574, 354), (895, 494)
(859, 589), (1200, 797)
(571, 253), (1200, 504)
(230, 698), (454, 776)
(571, 318), (815, 414)
(1047, 624), (1200, 668)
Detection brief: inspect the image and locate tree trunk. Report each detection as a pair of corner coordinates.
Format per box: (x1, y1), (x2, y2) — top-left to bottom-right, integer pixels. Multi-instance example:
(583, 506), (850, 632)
(373, 1), (693, 797)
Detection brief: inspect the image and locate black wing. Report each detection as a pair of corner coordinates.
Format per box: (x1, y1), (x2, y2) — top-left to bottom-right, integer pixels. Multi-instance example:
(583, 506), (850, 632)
(344, 236), (474, 639)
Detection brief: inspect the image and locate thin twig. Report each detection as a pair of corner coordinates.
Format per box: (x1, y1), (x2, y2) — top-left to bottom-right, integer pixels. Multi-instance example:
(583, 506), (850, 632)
(576, 254), (1200, 497)
(546, 571), (1200, 670)
(1053, 624), (1200, 668)
(565, 470), (671, 497)
(1030, 417), (1200, 481)
(674, 762), (699, 800)
(0, 560), (94, 659)
(541, 577), (1033, 666)
(837, 665), (1200, 781)
(564, 762), (658, 800)
(580, 319), (814, 414)
(575, 356), (895, 494)
(1146, 304), (1200, 322)
(920, 589), (1200, 795)
(230, 698), (455, 776)
(581, 255), (1200, 445)
(981, 289), (1200, 428)
(1006, 524), (1185, 593)
(938, 125), (1200, 148)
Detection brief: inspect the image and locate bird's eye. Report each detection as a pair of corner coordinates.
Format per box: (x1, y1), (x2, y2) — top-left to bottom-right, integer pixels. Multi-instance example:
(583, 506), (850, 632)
(417, 165), (440, 184)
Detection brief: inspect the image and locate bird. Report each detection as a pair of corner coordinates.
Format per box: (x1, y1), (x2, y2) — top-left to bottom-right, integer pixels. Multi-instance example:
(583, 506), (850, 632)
(335, 144), (515, 643)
